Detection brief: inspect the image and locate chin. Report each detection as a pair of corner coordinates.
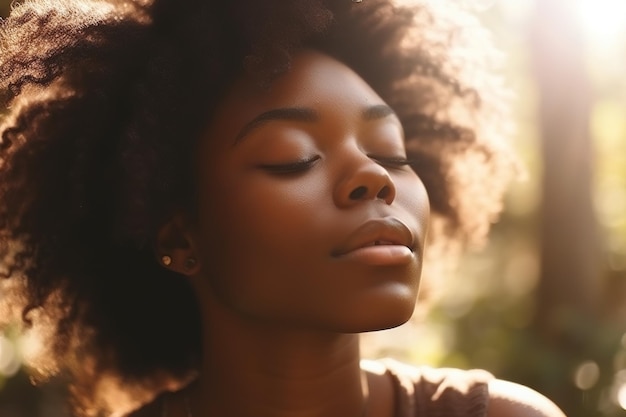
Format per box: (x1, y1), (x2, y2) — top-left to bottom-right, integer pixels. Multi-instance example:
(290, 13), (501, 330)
(364, 306), (416, 333)
(334, 294), (418, 334)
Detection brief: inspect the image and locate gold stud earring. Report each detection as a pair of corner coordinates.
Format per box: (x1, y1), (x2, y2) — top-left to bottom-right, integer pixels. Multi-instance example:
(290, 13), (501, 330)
(162, 255), (172, 266)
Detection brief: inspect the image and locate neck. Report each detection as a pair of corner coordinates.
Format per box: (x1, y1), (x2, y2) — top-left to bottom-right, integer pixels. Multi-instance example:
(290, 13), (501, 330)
(190, 294), (368, 417)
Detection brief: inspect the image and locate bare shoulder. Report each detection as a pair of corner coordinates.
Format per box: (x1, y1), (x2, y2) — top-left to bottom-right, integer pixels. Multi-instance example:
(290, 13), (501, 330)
(487, 379), (567, 417)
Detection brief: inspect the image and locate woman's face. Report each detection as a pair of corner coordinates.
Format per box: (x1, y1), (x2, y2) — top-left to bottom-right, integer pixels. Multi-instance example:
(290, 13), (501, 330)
(192, 50), (429, 333)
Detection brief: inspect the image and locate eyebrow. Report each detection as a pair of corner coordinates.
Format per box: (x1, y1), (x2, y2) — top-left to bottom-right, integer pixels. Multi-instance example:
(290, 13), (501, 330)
(233, 104), (397, 144)
(234, 108), (318, 144)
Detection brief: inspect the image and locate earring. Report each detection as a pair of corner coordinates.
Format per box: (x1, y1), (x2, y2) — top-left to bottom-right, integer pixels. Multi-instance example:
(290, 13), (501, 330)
(185, 257), (197, 270)
(161, 255), (172, 266)
(352, 0), (363, 2)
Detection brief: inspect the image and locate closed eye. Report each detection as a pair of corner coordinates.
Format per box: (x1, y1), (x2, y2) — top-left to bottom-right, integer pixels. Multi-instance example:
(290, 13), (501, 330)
(258, 155), (321, 175)
(370, 155), (414, 169)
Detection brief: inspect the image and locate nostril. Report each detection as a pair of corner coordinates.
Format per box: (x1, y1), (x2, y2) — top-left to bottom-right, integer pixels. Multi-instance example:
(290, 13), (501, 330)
(349, 186), (368, 200)
(377, 186), (391, 200)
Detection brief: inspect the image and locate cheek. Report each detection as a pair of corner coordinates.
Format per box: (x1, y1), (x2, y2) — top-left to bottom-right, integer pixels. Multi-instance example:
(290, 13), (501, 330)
(395, 173), (430, 237)
(214, 173), (331, 243)
(412, 179), (430, 228)
(195, 169), (333, 305)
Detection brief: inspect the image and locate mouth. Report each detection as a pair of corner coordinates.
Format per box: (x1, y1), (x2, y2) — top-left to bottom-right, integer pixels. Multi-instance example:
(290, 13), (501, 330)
(332, 217), (416, 258)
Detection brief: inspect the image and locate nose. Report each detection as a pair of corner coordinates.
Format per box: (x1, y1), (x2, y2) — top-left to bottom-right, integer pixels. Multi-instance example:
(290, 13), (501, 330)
(334, 153), (396, 207)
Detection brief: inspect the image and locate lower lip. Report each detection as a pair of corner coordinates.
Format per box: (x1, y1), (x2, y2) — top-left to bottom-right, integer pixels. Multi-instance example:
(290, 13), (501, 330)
(336, 245), (414, 266)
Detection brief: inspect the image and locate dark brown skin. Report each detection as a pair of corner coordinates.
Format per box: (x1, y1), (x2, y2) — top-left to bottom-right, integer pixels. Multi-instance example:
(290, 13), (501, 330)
(148, 51), (566, 417)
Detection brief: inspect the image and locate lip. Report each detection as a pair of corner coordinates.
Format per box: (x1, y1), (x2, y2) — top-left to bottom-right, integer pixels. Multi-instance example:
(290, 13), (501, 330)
(331, 217), (416, 260)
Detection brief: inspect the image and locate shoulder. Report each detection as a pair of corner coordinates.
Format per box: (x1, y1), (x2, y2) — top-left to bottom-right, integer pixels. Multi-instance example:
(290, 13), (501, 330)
(364, 359), (566, 417)
(366, 358), (493, 393)
(366, 359), (492, 417)
(487, 379), (567, 417)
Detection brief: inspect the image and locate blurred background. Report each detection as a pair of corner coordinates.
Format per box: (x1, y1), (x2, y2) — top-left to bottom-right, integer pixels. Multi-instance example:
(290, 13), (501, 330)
(0, 0), (625, 416)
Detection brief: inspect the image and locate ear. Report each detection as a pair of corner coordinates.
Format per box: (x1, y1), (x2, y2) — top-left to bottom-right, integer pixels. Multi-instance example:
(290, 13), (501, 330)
(155, 213), (202, 276)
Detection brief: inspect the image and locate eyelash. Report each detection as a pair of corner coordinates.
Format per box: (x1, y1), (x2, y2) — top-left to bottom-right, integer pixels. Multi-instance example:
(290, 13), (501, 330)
(371, 156), (414, 169)
(259, 155), (412, 175)
(259, 156), (321, 174)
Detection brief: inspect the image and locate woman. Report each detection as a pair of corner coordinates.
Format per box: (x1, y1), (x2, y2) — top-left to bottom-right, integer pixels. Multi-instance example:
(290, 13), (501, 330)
(0, 0), (566, 416)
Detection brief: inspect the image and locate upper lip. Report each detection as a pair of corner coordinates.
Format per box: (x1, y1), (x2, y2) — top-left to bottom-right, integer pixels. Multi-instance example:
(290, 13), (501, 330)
(331, 217), (415, 257)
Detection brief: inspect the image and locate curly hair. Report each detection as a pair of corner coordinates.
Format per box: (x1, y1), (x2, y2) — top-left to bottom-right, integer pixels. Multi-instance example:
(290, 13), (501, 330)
(0, 0), (514, 415)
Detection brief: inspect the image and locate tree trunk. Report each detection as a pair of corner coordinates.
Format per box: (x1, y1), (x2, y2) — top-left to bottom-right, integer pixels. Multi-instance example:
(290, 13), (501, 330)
(530, 0), (601, 339)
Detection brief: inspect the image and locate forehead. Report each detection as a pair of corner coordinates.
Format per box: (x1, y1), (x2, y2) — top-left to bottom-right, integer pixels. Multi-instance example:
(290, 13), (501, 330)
(203, 50), (386, 146)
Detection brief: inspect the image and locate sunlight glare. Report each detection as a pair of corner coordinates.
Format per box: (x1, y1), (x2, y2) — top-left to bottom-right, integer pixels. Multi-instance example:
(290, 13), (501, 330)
(576, 0), (626, 49)
(618, 383), (626, 409)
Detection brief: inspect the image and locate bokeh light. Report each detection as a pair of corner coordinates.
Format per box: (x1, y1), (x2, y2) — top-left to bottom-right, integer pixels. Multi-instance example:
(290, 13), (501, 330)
(573, 360), (600, 390)
(618, 384), (626, 410)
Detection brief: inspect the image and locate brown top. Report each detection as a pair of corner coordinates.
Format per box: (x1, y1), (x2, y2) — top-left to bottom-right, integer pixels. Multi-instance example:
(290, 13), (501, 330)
(130, 360), (494, 417)
(381, 359), (494, 417)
